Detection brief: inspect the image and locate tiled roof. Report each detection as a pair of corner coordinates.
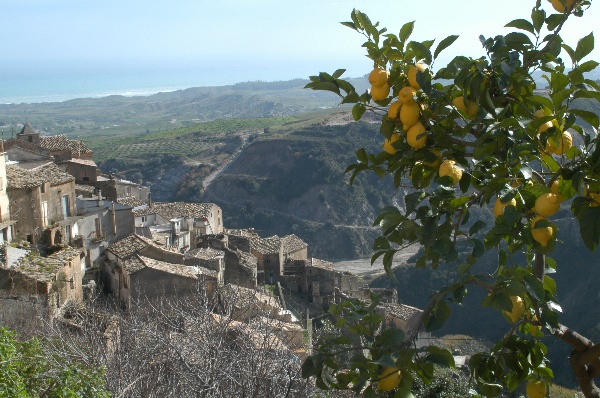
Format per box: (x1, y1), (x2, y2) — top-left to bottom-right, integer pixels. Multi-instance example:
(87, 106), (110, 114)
(282, 234), (308, 253)
(106, 234), (151, 260)
(13, 247), (83, 283)
(19, 122), (37, 136)
(237, 249), (257, 269)
(226, 228), (260, 239)
(39, 135), (93, 155)
(380, 302), (422, 321)
(251, 235), (281, 255)
(7, 163), (75, 189)
(65, 158), (97, 167)
(121, 255), (146, 274)
(309, 258), (334, 270)
(137, 255), (198, 278)
(116, 197), (153, 217)
(185, 247), (225, 260)
(75, 183), (96, 194)
(151, 202), (214, 220)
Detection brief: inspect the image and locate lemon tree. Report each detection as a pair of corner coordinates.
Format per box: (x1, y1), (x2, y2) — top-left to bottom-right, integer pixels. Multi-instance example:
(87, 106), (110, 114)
(302, 1), (600, 397)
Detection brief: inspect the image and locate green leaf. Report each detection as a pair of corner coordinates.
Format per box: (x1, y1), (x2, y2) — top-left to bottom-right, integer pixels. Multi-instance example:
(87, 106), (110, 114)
(575, 206), (600, 250)
(374, 328), (405, 348)
(433, 35), (459, 60)
(575, 32), (594, 62)
(399, 21), (415, 43)
(352, 103), (366, 121)
(469, 220), (487, 237)
(531, 9), (545, 33)
(409, 41), (432, 64)
(424, 346), (456, 367)
(578, 60), (599, 73)
(570, 108), (600, 129)
(332, 69), (346, 79)
(505, 19), (535, 34)
(426, 301), (451, 331)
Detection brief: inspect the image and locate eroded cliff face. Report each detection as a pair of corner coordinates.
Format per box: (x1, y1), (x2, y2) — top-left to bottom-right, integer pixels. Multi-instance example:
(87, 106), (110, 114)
(199, 123), (405, 260)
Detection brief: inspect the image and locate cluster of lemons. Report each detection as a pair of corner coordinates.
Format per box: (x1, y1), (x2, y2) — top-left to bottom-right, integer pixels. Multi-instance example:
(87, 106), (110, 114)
(370, 64), (464, 186)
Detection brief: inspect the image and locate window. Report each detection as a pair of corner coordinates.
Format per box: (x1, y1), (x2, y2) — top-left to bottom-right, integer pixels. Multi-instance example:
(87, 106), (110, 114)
(41, 201), (49, 226)
(62, 195), (70, 218)
(141, 216), (146, 223)
(40, 183), (46, 193)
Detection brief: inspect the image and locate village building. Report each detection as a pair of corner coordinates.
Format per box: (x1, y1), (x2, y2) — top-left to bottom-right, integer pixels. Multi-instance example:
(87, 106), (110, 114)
(75, 194), (135, 272)
(279, 258), (360, 314)
(7, 163), (79, 246)
(39, 134), (94, 161)
(0, 152), (15, 245)
(184, 247), (226, 285)
(0, 247), (84, 331)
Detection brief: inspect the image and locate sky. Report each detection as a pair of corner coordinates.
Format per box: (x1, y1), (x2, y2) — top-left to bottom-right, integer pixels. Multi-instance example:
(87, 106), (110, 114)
(2, 0), (599, 86)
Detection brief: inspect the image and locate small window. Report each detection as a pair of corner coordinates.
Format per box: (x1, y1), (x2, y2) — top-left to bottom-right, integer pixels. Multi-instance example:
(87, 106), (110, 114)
(40, 183), (46, 193)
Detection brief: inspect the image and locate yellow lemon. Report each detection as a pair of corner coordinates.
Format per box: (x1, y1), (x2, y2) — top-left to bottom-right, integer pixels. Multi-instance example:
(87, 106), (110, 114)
(546, 131), (573, 156)
(400, 100), (420, 130)
(439, 159), (462, 185)
(529, 315), (542, 336)
(533, 109), (546, 119)
(552, 0), (576, 13)
(503, 295), (525, 323)
(531, 215), (554, 247)
(535, 193), (561, 217)
(406, 122), (427, 149)
(493, 197), (517, 218)
(452, 96), (467, 113)
(368, 67), (389, 87)
(377, 367), (402, 392)
(526, 379), (547, 398)
(388, 101), (402, 120)
(383, 133), (401, 154)
(407, 63), (427, 90)
(398, 86), (417, 104)
(371, 84), (390, 101)
(537, 120), (554, 135)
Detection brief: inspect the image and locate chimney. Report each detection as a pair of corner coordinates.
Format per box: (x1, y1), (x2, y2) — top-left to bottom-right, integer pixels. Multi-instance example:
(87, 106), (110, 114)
(97, 189), (103, 206)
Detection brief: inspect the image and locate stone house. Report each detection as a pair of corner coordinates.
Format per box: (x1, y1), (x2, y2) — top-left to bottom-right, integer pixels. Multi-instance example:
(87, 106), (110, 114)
(0, 152), (15, 245)
(103, 233), (215, 307)
(250, 235), (283, 285)
(280, 258), (359, 312)
(3, 141), (54, 170)
(282, 234), (308, 261)
(75, 195), (135, 272)
(184, 247), (225, 285)
(60, 158), (98, 183)
(7, 163), (78, 246)
(0, 247), (84, 332)
(39, 134), (93, 161)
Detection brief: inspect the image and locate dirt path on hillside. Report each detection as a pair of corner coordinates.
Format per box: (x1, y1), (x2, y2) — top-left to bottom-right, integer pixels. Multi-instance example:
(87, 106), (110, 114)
(334, 242), (420, 275)
(202, 133), (251, 190)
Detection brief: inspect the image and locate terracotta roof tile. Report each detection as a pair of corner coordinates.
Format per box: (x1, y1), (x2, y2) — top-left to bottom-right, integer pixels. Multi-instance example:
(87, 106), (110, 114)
(185, 247), (225, 260)
(7, 163), (75, 189)
(250, 236), (281, 254)
(282, 234), (308, 254)
(39, 135), (93, 155)
(137, 255), (199, 278)
(12, 247), (83, 283)
(106, 234), (151, 260)
(151, 202), (215, 220)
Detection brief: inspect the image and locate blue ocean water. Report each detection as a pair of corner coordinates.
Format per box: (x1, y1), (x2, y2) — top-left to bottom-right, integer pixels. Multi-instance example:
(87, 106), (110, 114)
(0, 61), (320, 105)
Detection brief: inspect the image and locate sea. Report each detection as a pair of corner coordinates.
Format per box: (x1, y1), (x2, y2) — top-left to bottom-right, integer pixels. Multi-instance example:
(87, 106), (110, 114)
(0, 62), (330, 105)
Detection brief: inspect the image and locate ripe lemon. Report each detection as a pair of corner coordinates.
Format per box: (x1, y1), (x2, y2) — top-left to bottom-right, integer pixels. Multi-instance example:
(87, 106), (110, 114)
(400, 101), (420, 130)
(377, 367), (402, 391)
(537, 120), (554, 135)
(466, 101), (479, 120)
(423, 149), (442, 168)
(406, 122), (427, 149)
(398, 86), (417, 104)
(546, 131), (573, 156)
(407, 63), (427, 90)
(493, 197), (517, 218)
(531, 215), (554, 247)
(452, 96), (467, 113)
(383, 133), (401, 154)
(439, 159), (462, 185)
(552, 0), (576, 13)
(388, 101), (402, 120)
(368, 68), (389, 87)
(532, 109), (546, 119)
(526, 379), (547, 398)
(371, 83), (390, 101)
(529, 315), (542, 336)
(503, 295), (525, 323)
(535, 193), (561, 217)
